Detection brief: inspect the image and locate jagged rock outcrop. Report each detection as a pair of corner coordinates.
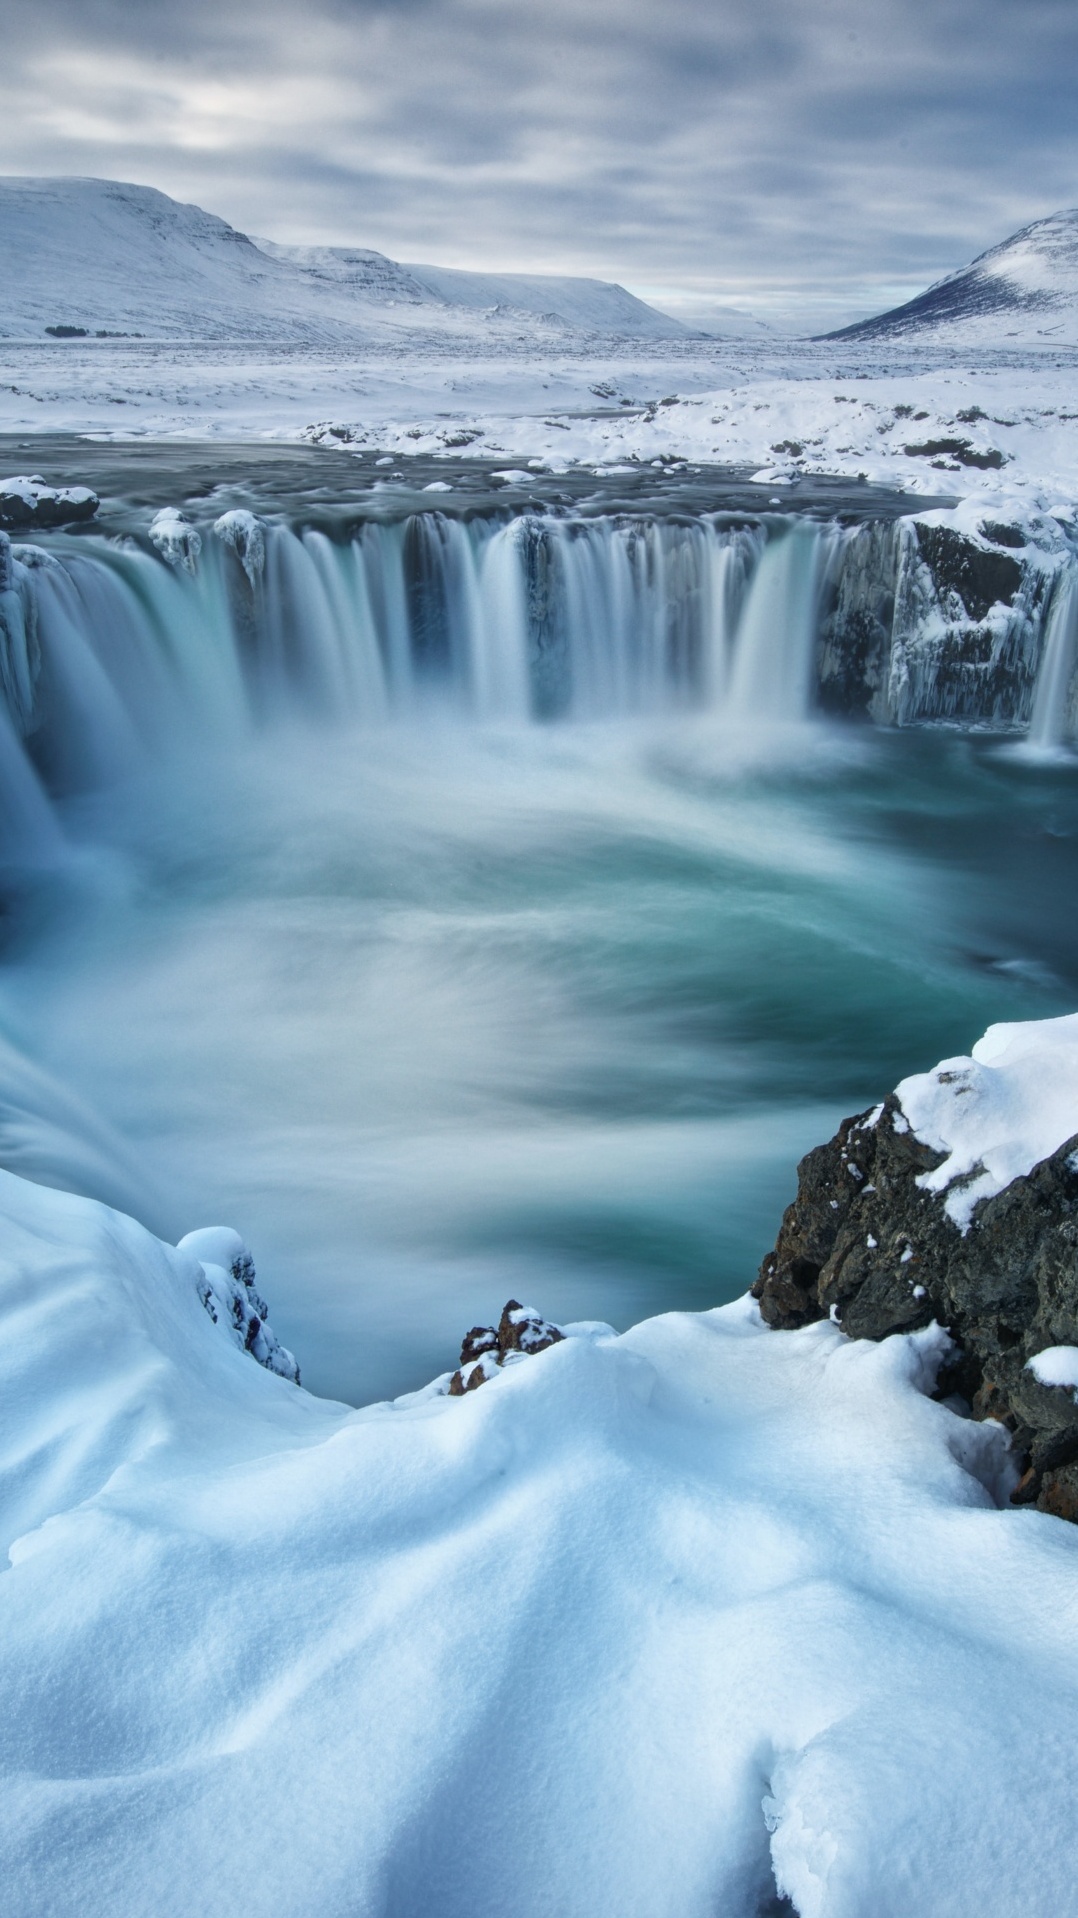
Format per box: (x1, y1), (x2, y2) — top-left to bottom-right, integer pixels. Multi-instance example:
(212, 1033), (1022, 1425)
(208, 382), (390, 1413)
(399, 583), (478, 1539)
(818, 513), (1068, 725)
(448, 1299), (564, 1394)
(754, 1102), (1078, 1519)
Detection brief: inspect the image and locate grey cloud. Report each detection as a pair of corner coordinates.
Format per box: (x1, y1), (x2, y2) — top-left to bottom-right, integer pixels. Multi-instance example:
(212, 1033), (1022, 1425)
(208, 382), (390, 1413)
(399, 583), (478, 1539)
(2, 0), (1078, 325)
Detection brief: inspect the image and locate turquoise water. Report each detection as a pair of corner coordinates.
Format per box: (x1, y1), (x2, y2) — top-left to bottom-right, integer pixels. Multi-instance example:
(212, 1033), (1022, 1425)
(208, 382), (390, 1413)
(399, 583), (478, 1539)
(3, 709), (1075, 1404)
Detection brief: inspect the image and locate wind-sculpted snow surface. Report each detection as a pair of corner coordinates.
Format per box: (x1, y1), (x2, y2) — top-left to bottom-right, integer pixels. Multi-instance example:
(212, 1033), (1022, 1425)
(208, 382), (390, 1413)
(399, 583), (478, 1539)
(1, 1162), (1077, 1916)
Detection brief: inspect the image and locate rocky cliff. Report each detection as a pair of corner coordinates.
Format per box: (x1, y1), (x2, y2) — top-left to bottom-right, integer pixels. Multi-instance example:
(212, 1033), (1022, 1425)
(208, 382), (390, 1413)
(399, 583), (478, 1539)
(819, 509), (1071, 728)
(754, 1095), (1078, 1520)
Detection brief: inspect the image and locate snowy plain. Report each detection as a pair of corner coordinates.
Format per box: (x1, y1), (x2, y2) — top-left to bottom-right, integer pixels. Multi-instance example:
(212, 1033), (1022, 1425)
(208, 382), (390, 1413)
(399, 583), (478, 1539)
(8, 339), (1078, 532)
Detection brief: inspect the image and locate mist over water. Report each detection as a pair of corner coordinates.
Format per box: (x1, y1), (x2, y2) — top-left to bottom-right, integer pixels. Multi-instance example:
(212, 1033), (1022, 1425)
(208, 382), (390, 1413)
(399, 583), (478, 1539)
(0, 709), (1072, 1403)
(1, 464), (1076, 1402)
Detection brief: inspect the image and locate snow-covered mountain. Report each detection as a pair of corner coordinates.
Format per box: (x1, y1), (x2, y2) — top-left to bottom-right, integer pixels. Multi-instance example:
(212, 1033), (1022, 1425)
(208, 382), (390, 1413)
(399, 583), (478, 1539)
(257, 239), (687, 338)
(826, 209), (1078, 345)
(0, 176), (692, 344)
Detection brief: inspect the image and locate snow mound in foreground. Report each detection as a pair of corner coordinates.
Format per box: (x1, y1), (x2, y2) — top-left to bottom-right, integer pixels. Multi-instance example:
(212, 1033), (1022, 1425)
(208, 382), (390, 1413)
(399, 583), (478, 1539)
(1, 1162), (1076, 1916)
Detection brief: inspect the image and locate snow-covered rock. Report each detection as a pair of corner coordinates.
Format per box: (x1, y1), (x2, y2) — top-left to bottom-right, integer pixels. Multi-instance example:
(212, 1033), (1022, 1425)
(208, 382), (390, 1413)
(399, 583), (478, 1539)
(819, 502), (1070, 726)
(179, 1224), (300, 1384)
(447, 1297), (565, 1392)
(756, 1009), (1078, 1523)
(0, 474), (97, 530)
(213, 508), (266, 585)
(149, 507), (201, 571)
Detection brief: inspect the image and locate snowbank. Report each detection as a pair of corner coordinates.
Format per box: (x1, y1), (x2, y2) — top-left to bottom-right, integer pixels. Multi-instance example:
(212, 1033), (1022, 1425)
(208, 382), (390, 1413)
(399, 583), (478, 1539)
(2, 1159), (1078, 1915)
(897, 1010), (1078, 1226)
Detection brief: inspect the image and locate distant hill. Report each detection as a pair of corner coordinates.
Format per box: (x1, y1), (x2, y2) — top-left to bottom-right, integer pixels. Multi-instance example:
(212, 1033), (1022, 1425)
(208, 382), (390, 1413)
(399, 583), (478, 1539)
(0, 175), (696, 344)
(823, 210), (1078, 345)
(258, 240), (691, 339)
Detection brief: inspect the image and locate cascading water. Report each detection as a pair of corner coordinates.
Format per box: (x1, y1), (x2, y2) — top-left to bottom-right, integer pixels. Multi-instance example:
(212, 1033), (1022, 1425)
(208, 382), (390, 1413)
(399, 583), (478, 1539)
(0, 491), (1077, 1406)
(1027, 569), (1078, 751)
(0, 511), (828, 829)
(726, 525), (837, 721)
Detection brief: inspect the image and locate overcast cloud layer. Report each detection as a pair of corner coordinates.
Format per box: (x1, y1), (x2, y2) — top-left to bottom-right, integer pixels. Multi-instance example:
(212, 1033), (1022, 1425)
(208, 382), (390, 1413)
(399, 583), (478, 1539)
(2, 0), (1077, 327)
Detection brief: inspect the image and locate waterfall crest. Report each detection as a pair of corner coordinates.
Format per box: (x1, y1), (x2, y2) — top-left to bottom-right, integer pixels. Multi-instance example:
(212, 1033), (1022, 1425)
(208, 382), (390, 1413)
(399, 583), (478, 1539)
(3, 504), (1077, 866)
(0, 513), (828, 815)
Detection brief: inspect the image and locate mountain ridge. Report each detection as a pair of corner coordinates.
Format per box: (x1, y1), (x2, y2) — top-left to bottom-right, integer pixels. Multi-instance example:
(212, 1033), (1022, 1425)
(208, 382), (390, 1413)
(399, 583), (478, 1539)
(823, 208), (1078, 344)
(0, 175), (696, 344)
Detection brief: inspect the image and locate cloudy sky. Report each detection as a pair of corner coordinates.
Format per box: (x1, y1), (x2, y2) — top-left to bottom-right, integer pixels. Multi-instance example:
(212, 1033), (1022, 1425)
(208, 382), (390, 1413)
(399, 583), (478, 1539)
(2, 0), (1077, 327)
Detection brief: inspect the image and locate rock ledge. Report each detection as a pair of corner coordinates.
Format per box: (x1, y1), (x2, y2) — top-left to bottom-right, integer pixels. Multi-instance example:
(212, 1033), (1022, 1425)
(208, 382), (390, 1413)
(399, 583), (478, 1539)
(754, 1100), (1078, 1519)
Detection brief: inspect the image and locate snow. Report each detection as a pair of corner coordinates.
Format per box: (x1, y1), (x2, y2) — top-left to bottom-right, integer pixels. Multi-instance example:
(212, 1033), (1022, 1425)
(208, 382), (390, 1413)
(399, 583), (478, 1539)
(3, 180), (1078, 539)
(1028, 1346), (1078, 1392)
(896, 1011), (1078, 1228)
(149, 506), (201, 571)
(0, 176), (689, 347)
(3, 1142), (1078, 1915)
(831, 208), (1078, 347)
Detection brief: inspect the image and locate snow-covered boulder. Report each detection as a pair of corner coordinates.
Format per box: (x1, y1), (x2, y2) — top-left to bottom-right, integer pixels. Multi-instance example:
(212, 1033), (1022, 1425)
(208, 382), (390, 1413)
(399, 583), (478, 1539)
(213, 508), (266, 586)
(0, 474), (97, 531)
(447, 1297), (564, 1393)
(149, 506), (201, 571)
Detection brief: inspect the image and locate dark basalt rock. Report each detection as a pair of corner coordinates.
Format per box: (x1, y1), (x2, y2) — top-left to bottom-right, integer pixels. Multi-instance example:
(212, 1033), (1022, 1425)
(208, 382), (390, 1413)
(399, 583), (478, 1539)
(911, 523), (1023, 622)
(755, 1104), (1078, 1519)
(0, 478), (99, 530)
(902, 439), (1006, 471)
(448, 1299), (564, 1395)
(980, 520), (1027, 551)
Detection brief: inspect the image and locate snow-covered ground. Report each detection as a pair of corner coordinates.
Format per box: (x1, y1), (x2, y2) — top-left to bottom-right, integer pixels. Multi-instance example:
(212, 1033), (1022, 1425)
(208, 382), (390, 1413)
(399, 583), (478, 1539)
(4, 1020), (1078, 1918)
(6, 178), (1078, 529)
(7, 341), (1078, 526)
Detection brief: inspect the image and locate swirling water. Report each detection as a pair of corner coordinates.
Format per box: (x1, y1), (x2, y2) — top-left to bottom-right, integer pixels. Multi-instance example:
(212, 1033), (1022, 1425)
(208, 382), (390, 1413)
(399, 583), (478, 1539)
(0, 482), (1076, 1402)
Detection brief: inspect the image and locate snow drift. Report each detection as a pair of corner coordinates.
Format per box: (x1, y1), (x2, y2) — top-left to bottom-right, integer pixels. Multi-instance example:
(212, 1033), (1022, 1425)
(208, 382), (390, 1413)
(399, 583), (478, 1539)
(3, 1011), (1078, 1913)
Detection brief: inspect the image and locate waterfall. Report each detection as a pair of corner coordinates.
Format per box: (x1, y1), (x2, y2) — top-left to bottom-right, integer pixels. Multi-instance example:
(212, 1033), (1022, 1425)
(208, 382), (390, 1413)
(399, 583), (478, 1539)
(726, 525), (835, 722)
(1028, 570), (1078, 750)
(1, 506), (1003, 870)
